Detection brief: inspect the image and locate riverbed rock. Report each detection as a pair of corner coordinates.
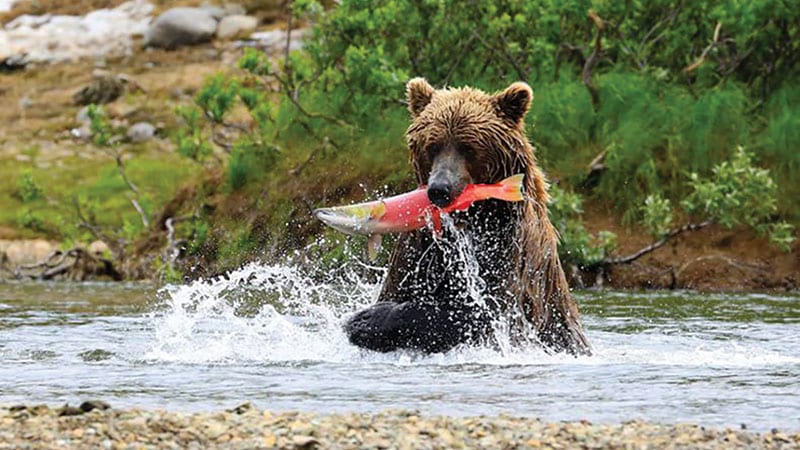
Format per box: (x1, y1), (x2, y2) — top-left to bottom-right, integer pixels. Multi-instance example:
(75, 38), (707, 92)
(0, 239), (56, 266)
(87, 240), (111, 258)
(0, 406), (797, 449)
(73, 73), (136, 106)
(144, 7), (219, 49)
(216, 14), (258, 40)
(126, 122), (156, 142)
(0, 0), (153, 65)
(244, 28), (308, 53)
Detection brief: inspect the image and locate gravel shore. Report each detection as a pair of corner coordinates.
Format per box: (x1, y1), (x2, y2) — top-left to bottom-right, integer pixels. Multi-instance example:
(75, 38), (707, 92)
(1, 403), (798, 449)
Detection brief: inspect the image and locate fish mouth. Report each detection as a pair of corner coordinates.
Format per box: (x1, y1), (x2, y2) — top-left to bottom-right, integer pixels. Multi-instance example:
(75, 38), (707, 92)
(313, 208), (372, 236)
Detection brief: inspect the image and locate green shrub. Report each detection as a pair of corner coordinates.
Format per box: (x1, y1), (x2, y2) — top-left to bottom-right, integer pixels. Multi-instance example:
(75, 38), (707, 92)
(17, 208), (45, 232)
(17, 170), (43, 203)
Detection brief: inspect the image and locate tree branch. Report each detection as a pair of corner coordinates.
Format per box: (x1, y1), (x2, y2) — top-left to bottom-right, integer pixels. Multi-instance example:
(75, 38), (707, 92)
(130, 197), (150, 229)
(583, 10), (605, 111)
(471, 31), (529, 81)
(684, 22), (722, 73)
(605, 220), (715, 265)
(113, 151), (139, 195)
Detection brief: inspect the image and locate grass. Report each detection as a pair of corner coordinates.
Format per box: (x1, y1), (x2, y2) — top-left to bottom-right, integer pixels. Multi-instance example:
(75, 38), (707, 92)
(0, 152), (199, 240)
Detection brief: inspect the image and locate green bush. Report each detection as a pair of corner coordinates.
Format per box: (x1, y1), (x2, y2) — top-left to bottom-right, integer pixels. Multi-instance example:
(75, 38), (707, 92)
(17, 170), (43, 203)
(167, 0), (798, 276)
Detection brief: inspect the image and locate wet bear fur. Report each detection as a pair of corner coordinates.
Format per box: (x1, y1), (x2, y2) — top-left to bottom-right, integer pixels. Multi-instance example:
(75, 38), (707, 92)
(344, 78), (590, 355)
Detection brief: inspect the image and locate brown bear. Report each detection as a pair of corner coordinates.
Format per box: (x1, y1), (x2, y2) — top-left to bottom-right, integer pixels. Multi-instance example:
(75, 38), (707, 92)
(344, 78), (591, 355)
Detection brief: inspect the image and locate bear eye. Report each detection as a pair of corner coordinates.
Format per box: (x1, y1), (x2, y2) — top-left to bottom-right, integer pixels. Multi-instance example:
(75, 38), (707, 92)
(457, 144), (475, 160)
(426, 144), (443, 157)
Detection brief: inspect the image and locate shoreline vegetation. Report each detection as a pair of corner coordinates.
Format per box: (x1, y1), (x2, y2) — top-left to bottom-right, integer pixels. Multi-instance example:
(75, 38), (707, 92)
(1, 0), (798, 290)
(2, 404), (799, 449)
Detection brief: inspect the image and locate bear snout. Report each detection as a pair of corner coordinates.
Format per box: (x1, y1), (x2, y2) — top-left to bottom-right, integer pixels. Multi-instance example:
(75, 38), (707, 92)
(427, 183), (454, 207)
(426, 144), (470, 207)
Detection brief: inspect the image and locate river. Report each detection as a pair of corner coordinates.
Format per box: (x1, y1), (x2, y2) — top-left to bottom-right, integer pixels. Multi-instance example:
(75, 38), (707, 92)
(1, 262), (798, 432)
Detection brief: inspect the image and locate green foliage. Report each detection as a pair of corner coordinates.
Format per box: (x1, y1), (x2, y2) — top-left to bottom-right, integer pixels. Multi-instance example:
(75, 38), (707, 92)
(87, 104), (113, 147)
(153, 257), (184, 284)
(641, 195), (673, 239)
(174, 106), (214, 162)
(17, 207), (45, 232)
(17, 169), (43, 203)
(217, 228), (260, 269)
(238, 47), (272, 77)
(195, 74), (238, 123)
(549, 184), (617, 269)
(552, 147), (794, 266)
(227, 128), (280, 191)
(187, 220), (211, 256)
(682, 147), (794, 250)
(163, 0), (799, 277)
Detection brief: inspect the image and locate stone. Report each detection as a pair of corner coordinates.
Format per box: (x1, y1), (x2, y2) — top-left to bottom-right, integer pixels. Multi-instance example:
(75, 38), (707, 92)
(126, 122), (157, 142)
(246, 28), (308, 53)
(144, 7), (218, 49)
(0, 1), (153, 65)
(73, 74), (133, 106)
(201, 3), (246, 20)
(200, 5), (227, 21)
(76, 106), (92, 124)
(2, 239), (56, 266)
(216, 15), (259, 40)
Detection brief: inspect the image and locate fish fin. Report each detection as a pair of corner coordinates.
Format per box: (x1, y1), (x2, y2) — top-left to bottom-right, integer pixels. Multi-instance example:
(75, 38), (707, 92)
(494, 173), (525, 202)
(367, 234), (383, 260)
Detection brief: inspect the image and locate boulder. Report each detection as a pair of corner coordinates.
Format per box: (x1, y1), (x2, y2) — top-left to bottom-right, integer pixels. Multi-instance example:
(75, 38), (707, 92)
(1, 239), (57, 266)
(0, 0), (153, 65)
(126, 122), (156, 142)
(88, 240), (111, 257)
(144, 7), (218, 49)
(216, 15), (258, 40)
(201, 3), (246, 20)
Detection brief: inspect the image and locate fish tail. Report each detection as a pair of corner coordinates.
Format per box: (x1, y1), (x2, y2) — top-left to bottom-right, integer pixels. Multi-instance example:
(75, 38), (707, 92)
(492, 174), (524, 202)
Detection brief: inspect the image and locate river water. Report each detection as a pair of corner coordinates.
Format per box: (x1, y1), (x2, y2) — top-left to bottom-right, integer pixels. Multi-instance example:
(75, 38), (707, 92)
(1, 262), (799, 432)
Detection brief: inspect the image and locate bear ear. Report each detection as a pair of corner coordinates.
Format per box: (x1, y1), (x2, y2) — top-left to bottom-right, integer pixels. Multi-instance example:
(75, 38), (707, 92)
(407, 77), (435, 117)
(493, 82), (533, 124)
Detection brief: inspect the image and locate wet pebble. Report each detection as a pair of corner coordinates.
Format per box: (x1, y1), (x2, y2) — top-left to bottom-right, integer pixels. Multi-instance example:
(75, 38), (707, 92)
(0, 404), (797, 449)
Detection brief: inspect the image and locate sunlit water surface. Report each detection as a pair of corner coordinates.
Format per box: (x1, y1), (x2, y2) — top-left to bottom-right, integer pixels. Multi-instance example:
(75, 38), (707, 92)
(1, 262), (798, 431)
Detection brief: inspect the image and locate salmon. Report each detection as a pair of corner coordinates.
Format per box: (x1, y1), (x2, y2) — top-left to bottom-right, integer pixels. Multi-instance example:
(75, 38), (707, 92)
(313, 174), (524, 258)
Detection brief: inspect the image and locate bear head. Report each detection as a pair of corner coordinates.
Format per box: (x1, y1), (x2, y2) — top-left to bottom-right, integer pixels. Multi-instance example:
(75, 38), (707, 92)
(405, 78), (534, 208)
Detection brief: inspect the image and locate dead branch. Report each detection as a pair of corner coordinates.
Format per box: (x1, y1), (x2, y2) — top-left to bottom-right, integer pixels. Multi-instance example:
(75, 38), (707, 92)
(284, 1), (294, 81)
(583, 10), (605, 110)
(111, 149), (149, 229)
(113, 151), (139, 195)
(13, 247), (119, 281)
(471, 31), (529, 81)
(130, 197), (150, 229)
(674, 254), (766, 282)
(211, 123), (233, 153)
(17, 249), (71, 271)
(73, 197), (117, 247)
(605, 220), (715, 265)
(289, 137), (330, 176)
(442, 33), (478, 86)
(684, 22), (722, 73)
(162, 214), (195, 272)
(555, 43), (585, 79)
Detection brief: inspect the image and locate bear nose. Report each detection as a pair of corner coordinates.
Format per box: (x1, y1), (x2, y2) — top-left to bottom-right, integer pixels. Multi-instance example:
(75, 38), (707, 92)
(427, 183), (453, 208)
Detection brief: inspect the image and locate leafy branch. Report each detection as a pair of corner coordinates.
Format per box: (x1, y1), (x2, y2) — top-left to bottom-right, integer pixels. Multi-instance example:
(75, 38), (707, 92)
(87, 105), (149, 229)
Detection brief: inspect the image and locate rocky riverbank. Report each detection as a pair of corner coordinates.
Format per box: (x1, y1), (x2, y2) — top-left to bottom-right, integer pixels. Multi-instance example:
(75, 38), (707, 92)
(2, 404), (798, 449)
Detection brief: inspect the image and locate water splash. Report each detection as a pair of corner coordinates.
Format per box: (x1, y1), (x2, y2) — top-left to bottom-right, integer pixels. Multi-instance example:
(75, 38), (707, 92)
(146, 216), (552, 365)
(146, 261), (379, 363)
(144, 223), (800, 370)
